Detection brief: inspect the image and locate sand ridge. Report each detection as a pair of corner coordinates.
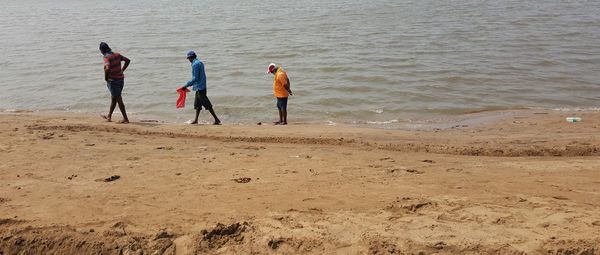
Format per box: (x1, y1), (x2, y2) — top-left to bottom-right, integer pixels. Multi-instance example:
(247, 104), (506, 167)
(21, 111), (600, 157)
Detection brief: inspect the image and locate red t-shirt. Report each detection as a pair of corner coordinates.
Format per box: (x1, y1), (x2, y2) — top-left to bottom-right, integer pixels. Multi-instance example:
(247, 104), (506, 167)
(103, 52), (129, 80)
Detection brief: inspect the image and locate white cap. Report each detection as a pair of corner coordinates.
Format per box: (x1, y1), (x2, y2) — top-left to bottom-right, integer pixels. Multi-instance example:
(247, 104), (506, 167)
(267, 63), (276, 74)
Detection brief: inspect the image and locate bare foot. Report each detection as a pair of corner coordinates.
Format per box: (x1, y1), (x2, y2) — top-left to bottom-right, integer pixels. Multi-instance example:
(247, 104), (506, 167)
(213, 121), (221, 125)
(116, 119), (129, 124)
(281, 122), (287, 125)
(101, 115), (112, 122)
(273, 121), (282, 125)
(190, 121), (198, 125)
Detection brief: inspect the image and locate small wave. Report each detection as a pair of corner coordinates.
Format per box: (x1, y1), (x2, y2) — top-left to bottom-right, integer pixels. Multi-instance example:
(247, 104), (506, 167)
(261, 53), (300, 59)
(228, 71), (245, 77)
(3, 109), (33, 113)
(325, 85), (387, 94)
(317, 66), (355, 73)
(533, 60), (558, 67)
(366, 119), (399, 125)
(344, 76), (394, 84)
(552, 107), (600, 112)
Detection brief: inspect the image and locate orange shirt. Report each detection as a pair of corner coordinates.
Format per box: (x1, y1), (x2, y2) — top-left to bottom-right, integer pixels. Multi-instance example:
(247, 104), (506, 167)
(273, 68), (289, 98)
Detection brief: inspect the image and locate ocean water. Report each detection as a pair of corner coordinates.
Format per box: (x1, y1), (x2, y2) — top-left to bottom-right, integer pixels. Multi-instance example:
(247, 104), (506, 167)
(1, 0), (599, 125)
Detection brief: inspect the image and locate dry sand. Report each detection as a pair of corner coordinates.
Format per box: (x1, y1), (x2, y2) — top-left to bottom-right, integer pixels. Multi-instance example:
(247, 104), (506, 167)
(1, 111), (599, 254)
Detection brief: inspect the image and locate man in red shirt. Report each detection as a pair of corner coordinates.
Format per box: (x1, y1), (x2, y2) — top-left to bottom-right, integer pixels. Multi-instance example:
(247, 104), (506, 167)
(100, 42), (130, 124)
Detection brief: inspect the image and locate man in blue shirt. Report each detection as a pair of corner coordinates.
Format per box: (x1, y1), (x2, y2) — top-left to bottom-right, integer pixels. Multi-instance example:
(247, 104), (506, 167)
(181, 51), (221, 125)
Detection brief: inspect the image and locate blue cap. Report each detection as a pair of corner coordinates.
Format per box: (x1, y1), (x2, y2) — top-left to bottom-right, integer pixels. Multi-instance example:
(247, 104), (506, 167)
(186, 51), (196, 58)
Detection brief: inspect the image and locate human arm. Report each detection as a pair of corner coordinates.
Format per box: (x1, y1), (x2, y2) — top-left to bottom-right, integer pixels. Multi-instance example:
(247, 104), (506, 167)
(285, 77), (292, 96)
(121, 55), (130, 72)
(103, 58), (110, 81)
(182, 62), (200, 89)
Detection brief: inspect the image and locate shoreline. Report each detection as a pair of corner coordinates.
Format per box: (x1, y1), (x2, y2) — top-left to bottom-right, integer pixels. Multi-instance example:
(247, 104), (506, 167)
(1, 112), (599, 254)
(3, 107), (597, 131)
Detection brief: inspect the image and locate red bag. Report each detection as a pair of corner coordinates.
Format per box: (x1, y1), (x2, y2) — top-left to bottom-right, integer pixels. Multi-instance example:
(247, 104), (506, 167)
(176, 87), (190, 108)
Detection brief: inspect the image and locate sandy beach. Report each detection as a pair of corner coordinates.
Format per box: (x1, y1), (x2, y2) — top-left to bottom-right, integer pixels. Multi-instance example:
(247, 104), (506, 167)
(1, 111), (600, 254)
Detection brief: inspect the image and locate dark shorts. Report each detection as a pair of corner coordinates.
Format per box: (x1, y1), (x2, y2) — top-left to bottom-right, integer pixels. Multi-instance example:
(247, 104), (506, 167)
(194, 90), (213, 110)
(276, 97), (288, 111)
(106, 79), (124, 97)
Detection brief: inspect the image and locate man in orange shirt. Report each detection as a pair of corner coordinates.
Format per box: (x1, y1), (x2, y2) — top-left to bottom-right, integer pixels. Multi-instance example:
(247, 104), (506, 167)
(267, 63), (292, 125)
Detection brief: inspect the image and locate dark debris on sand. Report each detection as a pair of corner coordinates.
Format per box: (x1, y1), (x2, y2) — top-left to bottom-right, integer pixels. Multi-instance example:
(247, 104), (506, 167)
(233, 177), (252, 183)
(197, 222), (250, 251)
(95, 175), (120, 182)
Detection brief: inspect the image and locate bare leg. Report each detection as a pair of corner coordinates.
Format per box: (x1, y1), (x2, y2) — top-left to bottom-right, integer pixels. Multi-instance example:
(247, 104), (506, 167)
(279, 109), (284, 123)
(191, 108), (201, 124)
(103, 96), (118, 122)
(275, 109), (283, 125)
(116, 96), (129, 123)
(207, 107), (221, 125)
(282, 109), (287, 125)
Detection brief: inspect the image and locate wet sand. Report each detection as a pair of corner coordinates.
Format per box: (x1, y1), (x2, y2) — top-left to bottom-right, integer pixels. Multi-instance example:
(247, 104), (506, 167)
(1, 111), (599, 254)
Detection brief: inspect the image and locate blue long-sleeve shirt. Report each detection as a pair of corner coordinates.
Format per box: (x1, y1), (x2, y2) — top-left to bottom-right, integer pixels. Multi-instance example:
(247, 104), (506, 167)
(184, 59), (206, 91)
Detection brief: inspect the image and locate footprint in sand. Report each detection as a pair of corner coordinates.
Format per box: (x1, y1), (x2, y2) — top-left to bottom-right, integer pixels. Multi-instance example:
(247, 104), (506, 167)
(386, 197), (436, 213)
(493, 216), (516, 225)
(446, 168), (463, 173)
(268, 238), (285, 250)
(384, 167), (423, 175)
(38, 132), (55, 140)
(154, 230), (175, 240)
(405, 169), (424, 174)
(386, 168), (401, 174)
(379, 157), (395, 162)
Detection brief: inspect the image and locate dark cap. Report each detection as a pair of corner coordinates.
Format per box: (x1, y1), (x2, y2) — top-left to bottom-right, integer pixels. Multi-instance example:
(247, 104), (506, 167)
(186, 50), (197, 58)
(99, 42), (111, 53)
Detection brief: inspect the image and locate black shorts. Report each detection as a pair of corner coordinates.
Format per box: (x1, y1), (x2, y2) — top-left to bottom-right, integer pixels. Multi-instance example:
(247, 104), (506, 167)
(194, 90), (213, 110)
(276, 97), (288, 111)
(106, 79), (124, 97)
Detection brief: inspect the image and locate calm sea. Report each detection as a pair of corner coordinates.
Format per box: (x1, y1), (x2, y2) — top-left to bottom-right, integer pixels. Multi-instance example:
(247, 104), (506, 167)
(1, 0), (599, 125)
